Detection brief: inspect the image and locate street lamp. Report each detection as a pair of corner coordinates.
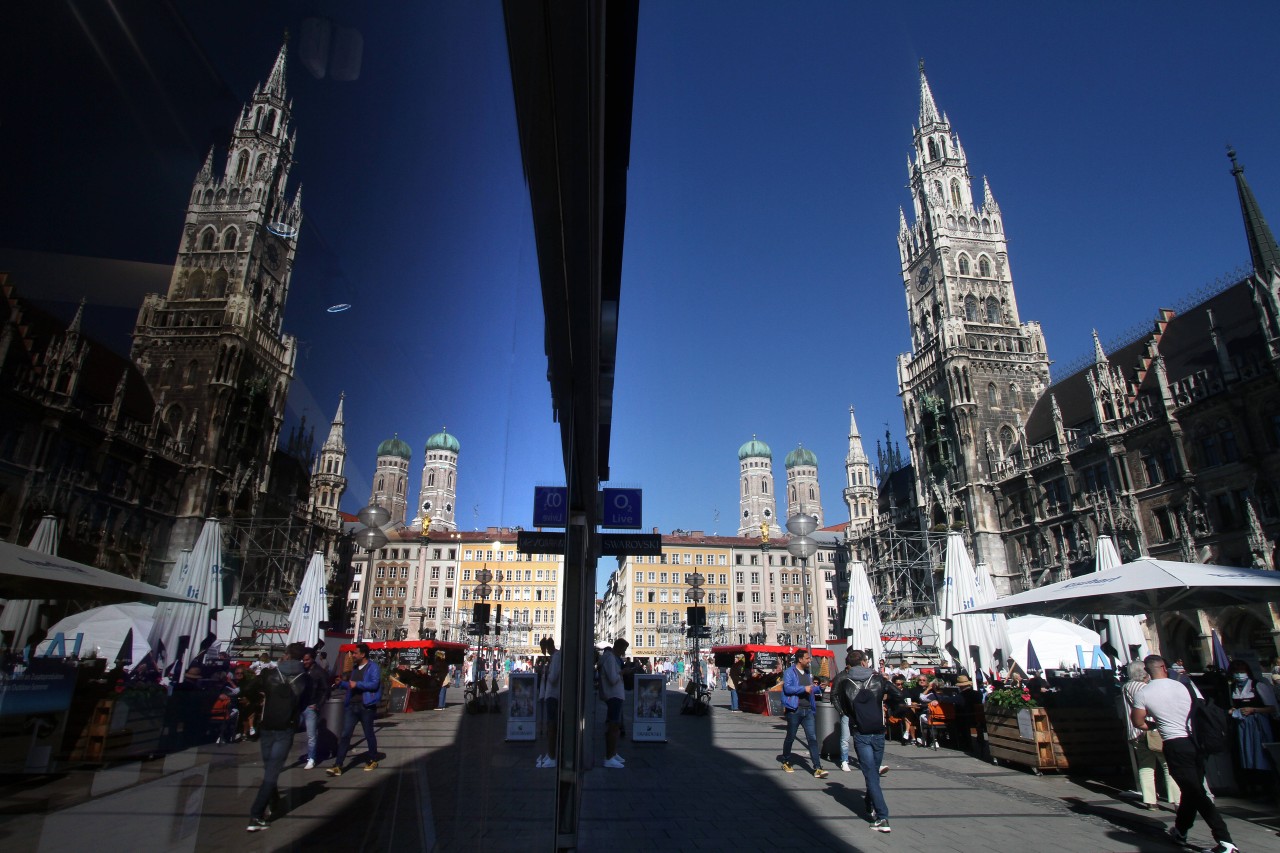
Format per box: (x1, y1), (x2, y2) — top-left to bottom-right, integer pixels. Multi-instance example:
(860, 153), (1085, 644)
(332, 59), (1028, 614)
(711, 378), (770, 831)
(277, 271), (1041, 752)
(786, 513), (818, 658)
(354, 503), (390, 640)
(686, 571), (706, 685)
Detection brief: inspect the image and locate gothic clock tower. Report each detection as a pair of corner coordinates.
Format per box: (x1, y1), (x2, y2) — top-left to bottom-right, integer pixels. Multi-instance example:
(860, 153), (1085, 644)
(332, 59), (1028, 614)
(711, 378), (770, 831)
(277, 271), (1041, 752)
(131, 39), (302, 553)
(896, 64), (1051, 590)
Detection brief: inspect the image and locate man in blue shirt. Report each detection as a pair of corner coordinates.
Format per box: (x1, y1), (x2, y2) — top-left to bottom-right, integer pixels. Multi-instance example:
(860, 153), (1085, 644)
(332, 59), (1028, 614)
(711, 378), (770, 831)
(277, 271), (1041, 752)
(327, 642), (383, 775)
(781, 649), (829, 778)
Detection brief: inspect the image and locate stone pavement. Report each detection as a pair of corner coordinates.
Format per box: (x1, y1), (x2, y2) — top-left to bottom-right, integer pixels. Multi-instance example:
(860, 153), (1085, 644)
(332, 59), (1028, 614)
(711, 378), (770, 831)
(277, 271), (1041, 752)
(2, 688), (1278, 852)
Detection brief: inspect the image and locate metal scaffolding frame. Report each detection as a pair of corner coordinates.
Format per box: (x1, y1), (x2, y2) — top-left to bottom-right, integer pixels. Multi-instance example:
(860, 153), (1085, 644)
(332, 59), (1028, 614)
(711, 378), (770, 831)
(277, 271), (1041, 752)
(850, 523), (946, 625)
(221, 512), (327, 650)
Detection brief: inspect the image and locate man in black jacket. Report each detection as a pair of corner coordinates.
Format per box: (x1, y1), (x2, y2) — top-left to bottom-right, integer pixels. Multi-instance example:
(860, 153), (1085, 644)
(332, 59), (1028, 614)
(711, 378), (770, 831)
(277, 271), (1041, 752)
(298, 648), (332, 769)
(833, 649), (907, 834)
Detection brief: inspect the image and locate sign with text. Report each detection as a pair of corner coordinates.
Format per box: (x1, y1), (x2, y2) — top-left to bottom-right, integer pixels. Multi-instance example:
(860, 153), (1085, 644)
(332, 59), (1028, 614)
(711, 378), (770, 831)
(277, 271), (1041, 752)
(532, 486), (568, 528)
(599, 533), (661, 557)
(631, 674), (667, 742)
(517, 531), (566, 555)
(601, 488), (642, 529)
(506, 672), (537, 741)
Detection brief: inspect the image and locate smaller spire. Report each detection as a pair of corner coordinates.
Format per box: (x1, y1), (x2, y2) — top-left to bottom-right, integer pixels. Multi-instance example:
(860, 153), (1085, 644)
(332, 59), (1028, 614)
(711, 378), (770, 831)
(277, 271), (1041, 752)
(898, 206), (909, 233)
(1228, 146), (1280, 278)
(264, 35), (289, 98)
(918, 61), (940, 127)
(68, 297), (85, 334)
(198, 146), (215, 183)
(848, 406), (862, 439)
(1092, 329), (1107, 364)
(981, 176), (999, 212)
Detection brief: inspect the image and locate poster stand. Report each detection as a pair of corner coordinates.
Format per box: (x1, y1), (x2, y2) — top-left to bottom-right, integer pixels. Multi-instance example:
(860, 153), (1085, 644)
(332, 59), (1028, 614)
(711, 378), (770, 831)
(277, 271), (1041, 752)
(505, 672), (537, 741)
(632, 674), (667, 742)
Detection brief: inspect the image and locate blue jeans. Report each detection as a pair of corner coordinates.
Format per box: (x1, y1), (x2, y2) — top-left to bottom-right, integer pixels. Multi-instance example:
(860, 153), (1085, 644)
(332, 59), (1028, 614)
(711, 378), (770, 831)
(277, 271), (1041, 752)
(250, 728), (294, 820)
(729, 688), (739, 711)
(334, 703), (378, 766)
(783, 708), (822, 769)
(838, 714), (851, 764)
(854, 732), (889, 820)
(438, 687), (447, 708)
(301, 706), (319, 761)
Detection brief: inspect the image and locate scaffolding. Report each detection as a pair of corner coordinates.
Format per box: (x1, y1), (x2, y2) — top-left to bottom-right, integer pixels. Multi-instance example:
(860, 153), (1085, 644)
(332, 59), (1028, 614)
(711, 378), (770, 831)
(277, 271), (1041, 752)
(221, 510), (327, 652)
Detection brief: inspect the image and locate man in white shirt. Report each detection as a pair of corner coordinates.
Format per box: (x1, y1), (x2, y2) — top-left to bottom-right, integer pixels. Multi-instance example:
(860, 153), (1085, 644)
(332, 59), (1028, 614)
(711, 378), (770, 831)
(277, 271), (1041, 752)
(1131, 655), (1236, 853)
(536, 638), (561, 768)
(597, 639), (628, 769)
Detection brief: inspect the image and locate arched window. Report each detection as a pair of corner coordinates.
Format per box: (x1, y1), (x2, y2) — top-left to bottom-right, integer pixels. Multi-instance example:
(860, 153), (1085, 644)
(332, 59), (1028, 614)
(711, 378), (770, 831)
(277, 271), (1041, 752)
(184, 360), (199, 385)
(200, 228), (216, 250)
(978, 255), (992, 277)
(790, 487), (796, 502)
(428, 471), (436, 487)
(927, 138), (938, 161)
(235, 151), (249, 182)
(970, 217), (979, 230)
(761, 480), (768, 494)
(255, 153), (268, 176)
(187, 270), (207, 299)
(988, 383), (998, 405)
(986, 297), (1001, 324)
(808, 487), (815, 500)
(964, 295), (978, 321)
(222, 228), (237, 250)
(933, 180), (943, 200)
(950, 178), (962, 207)
(211, 270), (228, 298)
(958, 255), (970, 276)
(982, 219), (991, 234)
(999, 426), (1015, 455)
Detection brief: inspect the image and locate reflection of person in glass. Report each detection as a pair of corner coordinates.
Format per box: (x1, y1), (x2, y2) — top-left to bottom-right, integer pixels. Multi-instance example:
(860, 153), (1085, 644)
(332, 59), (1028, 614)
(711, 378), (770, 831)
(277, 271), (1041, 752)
(637, 680), (663, 718)
(511, 679), (535, 719)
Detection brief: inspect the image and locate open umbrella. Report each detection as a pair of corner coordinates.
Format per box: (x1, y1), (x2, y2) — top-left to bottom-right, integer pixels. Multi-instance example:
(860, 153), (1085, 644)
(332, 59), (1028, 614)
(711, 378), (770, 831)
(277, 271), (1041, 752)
(941, 532), (994, 673)
(1094, 536), (1148, 664)
(285, 551), (328, 649)
(961, 558), (1280, 616)
(0, 539), (198, 605)
(0, 515), (60, 649)
(842, 560), (883, 665)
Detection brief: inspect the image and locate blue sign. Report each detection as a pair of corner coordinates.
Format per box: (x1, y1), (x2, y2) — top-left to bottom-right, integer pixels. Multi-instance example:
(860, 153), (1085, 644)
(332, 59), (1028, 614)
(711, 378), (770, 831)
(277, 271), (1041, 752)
(602, 488), (642, 529)
(533, 486), (568, 527)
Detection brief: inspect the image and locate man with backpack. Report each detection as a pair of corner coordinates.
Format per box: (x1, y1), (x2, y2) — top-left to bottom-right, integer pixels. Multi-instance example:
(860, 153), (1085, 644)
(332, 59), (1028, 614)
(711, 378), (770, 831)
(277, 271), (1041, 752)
(1131, 654), (1238, 853)
(833, 649), (907, 834)
(243, 650), (307, 832)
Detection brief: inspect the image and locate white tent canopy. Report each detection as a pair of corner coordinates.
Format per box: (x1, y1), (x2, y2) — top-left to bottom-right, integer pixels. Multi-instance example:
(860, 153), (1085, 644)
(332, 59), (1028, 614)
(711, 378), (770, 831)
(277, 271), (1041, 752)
(39, 602), (156, 664)
(961, 558), (1280, 617)
(1005, 615), (1105, 671)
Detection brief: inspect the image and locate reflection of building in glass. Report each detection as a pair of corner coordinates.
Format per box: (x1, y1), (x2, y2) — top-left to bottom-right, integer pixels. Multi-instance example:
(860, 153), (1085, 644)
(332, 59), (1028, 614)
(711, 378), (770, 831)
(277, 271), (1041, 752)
(849, 67), (1280, 665)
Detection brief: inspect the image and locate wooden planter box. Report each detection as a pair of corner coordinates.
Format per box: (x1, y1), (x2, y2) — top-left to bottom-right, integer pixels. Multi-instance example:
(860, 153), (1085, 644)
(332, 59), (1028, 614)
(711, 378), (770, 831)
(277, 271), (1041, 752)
(987, 705), (1129, 774)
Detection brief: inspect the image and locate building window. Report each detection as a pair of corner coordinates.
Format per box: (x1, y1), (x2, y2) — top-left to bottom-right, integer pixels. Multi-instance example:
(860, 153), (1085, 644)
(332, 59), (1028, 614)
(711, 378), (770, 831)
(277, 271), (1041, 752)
(985, 296), (1000, 323)
(750, 572), (759, 584)
(635, 612), (643, 625)
(979, 255), (992, 277)
(635, 590), (643, 602)
(959, 255), (971, 276)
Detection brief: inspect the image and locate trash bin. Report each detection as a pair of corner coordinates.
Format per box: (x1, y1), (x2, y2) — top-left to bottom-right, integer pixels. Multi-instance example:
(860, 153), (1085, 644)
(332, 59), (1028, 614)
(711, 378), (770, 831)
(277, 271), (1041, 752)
(816, 694), (842, 762)
(318, 694), (344, 761)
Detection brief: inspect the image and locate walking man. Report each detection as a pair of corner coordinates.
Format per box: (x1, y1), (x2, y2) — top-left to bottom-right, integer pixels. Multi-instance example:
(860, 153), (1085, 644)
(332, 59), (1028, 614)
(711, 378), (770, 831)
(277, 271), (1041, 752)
(780, 649), (829, 779)
(244, 650), (306, 832)
(597, 638), (628, 769)
(326, 642), (383, 776)
(1131, 654), (1237, 853)
(298, 649), (331, 770)
(834, 649), (904, 833)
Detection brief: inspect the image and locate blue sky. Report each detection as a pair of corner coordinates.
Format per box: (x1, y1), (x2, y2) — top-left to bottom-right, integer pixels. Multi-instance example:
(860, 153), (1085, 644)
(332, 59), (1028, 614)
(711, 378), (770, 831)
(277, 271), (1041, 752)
(6, 3), (1280, 565)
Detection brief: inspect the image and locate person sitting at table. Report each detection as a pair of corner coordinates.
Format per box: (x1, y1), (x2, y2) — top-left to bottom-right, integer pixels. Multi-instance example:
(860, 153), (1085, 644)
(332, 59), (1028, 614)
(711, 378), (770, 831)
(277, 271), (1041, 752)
(887, 674), (917, 743)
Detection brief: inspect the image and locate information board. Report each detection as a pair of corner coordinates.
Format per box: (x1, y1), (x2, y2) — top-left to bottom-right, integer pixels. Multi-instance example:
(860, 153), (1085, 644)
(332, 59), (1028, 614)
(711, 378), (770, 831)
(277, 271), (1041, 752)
(387, 686), (409, 714)
(631, 674), (667, 742)
(532, 487), (568, 527)
(506, 672), (537, 741)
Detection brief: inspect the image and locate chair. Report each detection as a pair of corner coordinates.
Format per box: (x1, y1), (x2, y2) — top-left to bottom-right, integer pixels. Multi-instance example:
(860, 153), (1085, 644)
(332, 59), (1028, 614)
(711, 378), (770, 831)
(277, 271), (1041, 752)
(925, 700), (955, 749)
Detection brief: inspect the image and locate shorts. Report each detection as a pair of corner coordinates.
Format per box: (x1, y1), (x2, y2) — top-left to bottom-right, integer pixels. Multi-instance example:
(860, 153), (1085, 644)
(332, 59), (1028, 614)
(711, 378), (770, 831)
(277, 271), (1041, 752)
(605, 697), (623, 724)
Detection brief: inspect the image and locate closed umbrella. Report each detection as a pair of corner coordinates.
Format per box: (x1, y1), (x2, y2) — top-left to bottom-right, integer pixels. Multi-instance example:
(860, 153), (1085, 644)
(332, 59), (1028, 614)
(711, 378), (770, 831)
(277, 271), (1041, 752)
(1210, 629), (1229, 670)
(285, 551), (328, 649)
(842, 560), (883, 665)
(149, 518), (224, 677)
(974, 562), (1013, 672)
(941, 532), (993, 674)
(0, 515), (60, 649)
(1094, 536), (1148, 664)
(148, 549), (192, 675)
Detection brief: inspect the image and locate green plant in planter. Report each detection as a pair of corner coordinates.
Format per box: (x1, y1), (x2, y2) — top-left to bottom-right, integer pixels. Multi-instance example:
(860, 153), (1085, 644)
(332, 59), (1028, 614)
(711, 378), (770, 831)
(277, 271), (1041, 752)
(984, 686), (1038, 711)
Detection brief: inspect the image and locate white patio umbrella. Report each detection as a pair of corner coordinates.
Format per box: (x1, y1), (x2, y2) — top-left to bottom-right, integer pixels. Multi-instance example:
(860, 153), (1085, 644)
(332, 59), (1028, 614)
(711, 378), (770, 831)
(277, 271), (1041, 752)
(1005, 615), (1103, 671)
(1094, 536), (1148, 664)
(960, 559), (1280, 617)
(148, 518), (224, 676)
(285, 551), (328, 649)
(148, 548), (192, 674)
(941, 532), (996, 673)
(0, 514), (60, 649)
(974, 562), (1014, 672)
(843, 560), (883, 665)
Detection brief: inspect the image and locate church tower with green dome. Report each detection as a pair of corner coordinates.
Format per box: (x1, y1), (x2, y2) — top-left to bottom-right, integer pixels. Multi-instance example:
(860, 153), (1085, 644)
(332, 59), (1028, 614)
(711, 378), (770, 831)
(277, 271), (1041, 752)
(784, 444), (823, 528)
(738, 436), (780, 537)
(370, 434), (411, 525)
(415, 428), (459, 532)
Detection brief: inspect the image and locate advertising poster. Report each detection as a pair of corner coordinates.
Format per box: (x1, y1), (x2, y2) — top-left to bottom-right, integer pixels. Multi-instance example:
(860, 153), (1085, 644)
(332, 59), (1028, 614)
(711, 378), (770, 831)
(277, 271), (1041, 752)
(505, 672), (537, 741)
(632, 674), (666, 742)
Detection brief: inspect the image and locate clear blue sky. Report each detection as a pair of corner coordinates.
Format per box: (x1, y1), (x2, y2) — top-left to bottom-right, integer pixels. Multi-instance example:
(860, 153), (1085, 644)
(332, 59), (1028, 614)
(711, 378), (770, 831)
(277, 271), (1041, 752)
(6, 3), (1280, 570)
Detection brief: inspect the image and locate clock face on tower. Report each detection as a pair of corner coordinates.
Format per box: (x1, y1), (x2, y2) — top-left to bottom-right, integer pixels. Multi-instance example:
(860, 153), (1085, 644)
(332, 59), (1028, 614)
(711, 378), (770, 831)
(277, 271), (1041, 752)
(916, 264), (932, 292)
(422, 500), (432, 512)
(264, 238), (284, 273)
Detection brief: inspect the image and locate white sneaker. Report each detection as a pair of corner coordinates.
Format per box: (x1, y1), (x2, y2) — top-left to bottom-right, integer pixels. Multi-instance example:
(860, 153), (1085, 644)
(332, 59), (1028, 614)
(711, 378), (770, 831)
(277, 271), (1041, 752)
(603, 756), (625, 769)
(535, 754), (547, 767)
(839, 761), (852, 772)
(542, 759), (556, 768)
(304, 758), (315, 770)
(901, 730), (910, 742)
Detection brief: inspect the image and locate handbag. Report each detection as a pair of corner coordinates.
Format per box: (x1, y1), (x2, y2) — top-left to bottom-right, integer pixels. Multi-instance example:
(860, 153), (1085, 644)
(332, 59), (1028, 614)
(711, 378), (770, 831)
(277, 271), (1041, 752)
(1145, 728), (1164, 752)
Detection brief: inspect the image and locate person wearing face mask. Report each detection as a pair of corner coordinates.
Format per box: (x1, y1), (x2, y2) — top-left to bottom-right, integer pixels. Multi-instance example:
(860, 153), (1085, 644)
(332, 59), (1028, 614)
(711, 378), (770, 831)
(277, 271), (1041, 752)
(1226, 660), (1277, 717)
(1226, 659), (1276, 785)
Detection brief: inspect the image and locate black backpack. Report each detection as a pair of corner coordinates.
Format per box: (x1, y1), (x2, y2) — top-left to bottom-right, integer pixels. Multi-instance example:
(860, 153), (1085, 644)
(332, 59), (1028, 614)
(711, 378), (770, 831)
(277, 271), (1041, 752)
(1183, 681), (1230, 755)
(258, 666), (304, 731)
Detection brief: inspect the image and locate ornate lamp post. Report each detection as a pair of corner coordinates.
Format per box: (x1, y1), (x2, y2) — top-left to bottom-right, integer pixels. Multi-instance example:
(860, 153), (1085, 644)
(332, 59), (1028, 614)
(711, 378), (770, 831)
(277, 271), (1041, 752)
(353, 503), (390, 640)
(686, 571), (706, 683)
(786, 513), (818, 657)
